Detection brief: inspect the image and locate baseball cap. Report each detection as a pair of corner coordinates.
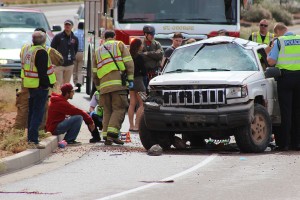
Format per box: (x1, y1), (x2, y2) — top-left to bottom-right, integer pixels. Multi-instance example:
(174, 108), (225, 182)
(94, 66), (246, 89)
(60, 83), (77, 93)
(64, 19), (74, 26)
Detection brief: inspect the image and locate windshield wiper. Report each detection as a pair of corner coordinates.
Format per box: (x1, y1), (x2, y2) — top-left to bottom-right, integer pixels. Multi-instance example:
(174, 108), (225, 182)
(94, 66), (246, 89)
(158, 18), (178, 22)
(185, 18), (211, 21)
(198, 68), (231, 71)
(166, 69), (194, 73)
(123, 17), (147, 21)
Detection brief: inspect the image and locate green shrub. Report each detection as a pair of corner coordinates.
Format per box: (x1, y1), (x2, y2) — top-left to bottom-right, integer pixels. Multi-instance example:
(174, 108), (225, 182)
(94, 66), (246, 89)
(241, 5), (272, 22)
(269, 7), (294, 25)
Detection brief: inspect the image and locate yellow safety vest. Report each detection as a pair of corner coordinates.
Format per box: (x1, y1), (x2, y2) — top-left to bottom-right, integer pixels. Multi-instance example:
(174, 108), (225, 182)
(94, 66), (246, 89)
(20, 43), (31, 78)
(20, 44), (56, 80)
(276, 35), (300, 71)
(94, 91), (103, 116)
(252, 32), (274, 45)
(22, 45), (56, 88)
(95, 40), (126, 79)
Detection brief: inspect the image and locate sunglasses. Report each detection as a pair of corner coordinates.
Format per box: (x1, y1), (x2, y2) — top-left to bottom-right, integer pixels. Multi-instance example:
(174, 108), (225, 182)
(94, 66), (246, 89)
(260, 24), (268, 27)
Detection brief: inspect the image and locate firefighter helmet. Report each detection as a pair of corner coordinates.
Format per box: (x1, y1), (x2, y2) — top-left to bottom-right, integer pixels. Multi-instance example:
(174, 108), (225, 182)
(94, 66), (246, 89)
(143, 25), (155, 35)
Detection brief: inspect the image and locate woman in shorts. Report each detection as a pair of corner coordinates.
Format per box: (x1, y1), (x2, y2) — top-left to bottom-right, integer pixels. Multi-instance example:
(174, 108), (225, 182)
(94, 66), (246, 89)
(127, 38), (147, 131)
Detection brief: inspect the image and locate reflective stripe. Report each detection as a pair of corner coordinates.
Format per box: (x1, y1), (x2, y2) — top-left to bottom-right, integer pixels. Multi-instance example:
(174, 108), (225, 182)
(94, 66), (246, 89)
(97, 56), (123, 69)
(24, 66), (54, 78)
(123, 55), (133, 62)
(99, 80), (122, 89)
(102, 131), (107, 137)
(107, 127), (119, 134)
(24, 71), (38, 77)
(252, 31), (273, 45)
(127, 74), (134, 80)
(277, 35), (300, 70)
(277, 60), (300, 64)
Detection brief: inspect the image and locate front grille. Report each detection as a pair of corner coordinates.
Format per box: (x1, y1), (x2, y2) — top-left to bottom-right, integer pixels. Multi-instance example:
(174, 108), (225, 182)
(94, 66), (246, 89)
(162, 89), (225, 106)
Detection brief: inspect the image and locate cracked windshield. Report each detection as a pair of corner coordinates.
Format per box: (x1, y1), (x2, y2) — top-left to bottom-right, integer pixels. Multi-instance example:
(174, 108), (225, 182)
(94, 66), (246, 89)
(164, 43), (258, 73)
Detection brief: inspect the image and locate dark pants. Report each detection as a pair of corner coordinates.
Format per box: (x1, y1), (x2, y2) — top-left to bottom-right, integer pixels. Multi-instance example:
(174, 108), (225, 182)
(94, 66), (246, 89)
(276, 70), (300, 148)
(54, 115), (83, 142)
(27, 88), (49, 144)
(90, 113), (103, 138)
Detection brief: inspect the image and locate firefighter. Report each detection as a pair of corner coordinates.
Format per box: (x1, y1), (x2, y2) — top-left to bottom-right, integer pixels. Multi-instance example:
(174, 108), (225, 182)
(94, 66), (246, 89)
(14, 28), (63, 130)
(92, 30), (134, 145)
(141, 25), (163, 88)
(249, 19), (274, 45)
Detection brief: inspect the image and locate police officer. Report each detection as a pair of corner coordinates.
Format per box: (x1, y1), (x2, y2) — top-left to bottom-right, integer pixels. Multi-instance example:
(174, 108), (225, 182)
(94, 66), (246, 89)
(142, 25), (163, 87)
(92, 30), (134, 145)
(249, 19), (274, 45)
(15, 28), (63, 130)
(267, 23), (300, 151)
(23, 30), (56, 149)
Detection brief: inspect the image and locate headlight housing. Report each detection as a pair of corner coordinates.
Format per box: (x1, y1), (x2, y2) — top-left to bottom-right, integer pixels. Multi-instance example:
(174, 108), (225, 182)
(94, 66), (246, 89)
(226, 86), (248, 99)
(0, 59), (8, 65)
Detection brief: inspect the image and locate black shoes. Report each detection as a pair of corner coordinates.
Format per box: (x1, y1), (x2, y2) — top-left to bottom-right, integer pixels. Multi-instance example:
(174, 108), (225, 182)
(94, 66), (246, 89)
(89, 138), (101, 143)
(75, 83), (81, 93)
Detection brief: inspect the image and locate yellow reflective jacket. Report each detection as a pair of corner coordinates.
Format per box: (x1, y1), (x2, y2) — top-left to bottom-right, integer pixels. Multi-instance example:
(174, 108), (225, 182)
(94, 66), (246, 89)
(22, 45), (56, 88)
(276, 35), (300, 71)
(93, 39), (134, 94)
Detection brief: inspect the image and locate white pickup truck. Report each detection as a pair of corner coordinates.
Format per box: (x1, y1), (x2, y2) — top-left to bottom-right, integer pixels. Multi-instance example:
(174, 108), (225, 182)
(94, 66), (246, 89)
(139, 36), (281, 153)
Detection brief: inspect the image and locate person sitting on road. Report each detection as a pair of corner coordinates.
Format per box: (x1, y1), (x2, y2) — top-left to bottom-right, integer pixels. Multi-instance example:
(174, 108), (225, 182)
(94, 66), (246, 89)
(88, 91), (104, 143)
(46, 83), (95, 146)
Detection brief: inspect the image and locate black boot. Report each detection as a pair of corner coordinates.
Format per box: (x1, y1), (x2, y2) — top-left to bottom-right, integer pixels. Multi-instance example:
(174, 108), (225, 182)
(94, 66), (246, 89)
(75, 83), (81, 93)
(89, 129), (101, 143)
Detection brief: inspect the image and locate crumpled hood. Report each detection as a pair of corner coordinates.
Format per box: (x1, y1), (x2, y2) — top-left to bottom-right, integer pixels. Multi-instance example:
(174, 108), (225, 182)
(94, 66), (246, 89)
(150, 71), (260, 86)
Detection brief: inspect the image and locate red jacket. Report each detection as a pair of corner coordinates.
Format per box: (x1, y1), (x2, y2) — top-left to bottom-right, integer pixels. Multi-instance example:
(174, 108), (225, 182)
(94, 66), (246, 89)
(46, 93), (93, 133)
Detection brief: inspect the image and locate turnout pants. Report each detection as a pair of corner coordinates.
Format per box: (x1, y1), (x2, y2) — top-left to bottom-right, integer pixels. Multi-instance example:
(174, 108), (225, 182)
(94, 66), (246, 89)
(14, 87), (49, 130)
(100, 90), (128, 138)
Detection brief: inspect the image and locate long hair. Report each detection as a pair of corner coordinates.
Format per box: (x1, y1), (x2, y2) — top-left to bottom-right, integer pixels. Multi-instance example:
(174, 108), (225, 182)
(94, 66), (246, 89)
(130, 38), (142, 58)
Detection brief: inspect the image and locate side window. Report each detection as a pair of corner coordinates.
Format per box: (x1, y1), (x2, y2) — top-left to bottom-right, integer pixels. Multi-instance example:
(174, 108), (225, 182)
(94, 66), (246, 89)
(257, 48), (269, 71)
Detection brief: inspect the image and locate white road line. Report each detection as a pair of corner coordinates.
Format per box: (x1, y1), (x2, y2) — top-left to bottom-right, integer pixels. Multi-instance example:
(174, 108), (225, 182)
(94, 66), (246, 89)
(95, 154), (217, 200)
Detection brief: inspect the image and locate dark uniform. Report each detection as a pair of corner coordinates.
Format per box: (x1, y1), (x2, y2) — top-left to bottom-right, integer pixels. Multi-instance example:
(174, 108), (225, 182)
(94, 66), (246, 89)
(268, 32), (300, 150)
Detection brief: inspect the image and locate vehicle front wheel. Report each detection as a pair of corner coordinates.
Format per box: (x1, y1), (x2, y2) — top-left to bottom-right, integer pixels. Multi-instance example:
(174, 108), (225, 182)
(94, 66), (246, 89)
(234, 104), (272, 153)
(139, 114), (158, 150)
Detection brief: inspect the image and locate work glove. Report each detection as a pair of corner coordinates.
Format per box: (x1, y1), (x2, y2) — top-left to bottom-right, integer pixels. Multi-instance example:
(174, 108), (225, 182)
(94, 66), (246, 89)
(128, 81), (134, 89)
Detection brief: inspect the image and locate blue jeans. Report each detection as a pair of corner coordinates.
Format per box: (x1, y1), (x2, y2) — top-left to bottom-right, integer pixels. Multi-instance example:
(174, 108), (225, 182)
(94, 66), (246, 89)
(54, 115), (83, 142)
(28, 88), (49, 144)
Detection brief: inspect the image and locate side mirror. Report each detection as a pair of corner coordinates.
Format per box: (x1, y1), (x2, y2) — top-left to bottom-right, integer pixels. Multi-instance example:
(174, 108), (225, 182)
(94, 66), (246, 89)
(52, 25), (62, 32)
(74, 14), (79, 20)
(265, 67), (281, 79)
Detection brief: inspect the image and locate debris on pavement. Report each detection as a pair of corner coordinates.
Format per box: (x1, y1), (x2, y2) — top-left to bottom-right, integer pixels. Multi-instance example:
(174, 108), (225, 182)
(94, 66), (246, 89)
(147, 144), (163, 156)
(140, 180), (174, 183)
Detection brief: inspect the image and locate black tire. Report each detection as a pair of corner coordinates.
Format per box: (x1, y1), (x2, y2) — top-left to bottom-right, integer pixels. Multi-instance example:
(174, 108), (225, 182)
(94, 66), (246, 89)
(139, 114), (158, 150)
(235, 104), (272, 153)
(86, 45), (92, 95)
(188, 135), (206, 148)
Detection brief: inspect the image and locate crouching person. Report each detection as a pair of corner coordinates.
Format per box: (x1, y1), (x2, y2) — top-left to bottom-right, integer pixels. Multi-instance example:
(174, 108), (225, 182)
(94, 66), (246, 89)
(46, 83), (95, 146)
(89, 91), (104, 143)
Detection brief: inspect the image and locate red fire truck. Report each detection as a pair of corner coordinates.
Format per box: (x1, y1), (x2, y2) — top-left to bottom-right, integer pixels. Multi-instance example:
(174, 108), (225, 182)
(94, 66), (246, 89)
(84, 0), (240, 95)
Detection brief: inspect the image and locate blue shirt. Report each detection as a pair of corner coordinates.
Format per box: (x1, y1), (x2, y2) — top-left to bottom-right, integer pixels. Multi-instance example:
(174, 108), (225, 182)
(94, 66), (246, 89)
(74, 29), (84, 52)
(268, 32), (294, 61)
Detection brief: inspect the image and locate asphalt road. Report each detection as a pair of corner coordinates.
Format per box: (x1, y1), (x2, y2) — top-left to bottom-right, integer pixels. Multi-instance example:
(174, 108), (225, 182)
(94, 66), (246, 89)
(2, 3), (300, 200)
